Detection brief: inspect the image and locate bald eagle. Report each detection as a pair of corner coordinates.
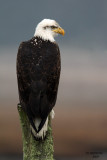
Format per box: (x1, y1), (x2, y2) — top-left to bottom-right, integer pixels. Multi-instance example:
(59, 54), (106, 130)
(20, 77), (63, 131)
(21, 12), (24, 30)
(17, 19), (65, 139)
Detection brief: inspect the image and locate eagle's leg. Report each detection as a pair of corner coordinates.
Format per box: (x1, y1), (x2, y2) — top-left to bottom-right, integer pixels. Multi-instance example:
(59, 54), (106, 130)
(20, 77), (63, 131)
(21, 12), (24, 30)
(50, 109), (55, 119)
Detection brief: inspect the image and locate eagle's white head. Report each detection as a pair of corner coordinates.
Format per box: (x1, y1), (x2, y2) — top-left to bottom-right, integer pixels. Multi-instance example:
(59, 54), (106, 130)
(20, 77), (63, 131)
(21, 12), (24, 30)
(34, 19), (65, 42)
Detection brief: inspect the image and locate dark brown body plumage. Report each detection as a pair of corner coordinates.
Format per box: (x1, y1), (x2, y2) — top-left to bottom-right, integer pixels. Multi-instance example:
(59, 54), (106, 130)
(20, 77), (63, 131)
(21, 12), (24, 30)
(17, 37), (61, 132)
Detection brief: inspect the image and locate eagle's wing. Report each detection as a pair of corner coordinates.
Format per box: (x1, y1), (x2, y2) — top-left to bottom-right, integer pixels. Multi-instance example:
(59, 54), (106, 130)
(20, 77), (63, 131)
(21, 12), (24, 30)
(17, 40), (60, 132)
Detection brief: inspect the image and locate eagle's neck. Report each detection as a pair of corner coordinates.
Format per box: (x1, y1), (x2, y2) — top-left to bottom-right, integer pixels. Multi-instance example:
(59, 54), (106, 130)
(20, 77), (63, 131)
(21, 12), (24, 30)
(34, 29), (55, 42)
(30, 36), (55, 48)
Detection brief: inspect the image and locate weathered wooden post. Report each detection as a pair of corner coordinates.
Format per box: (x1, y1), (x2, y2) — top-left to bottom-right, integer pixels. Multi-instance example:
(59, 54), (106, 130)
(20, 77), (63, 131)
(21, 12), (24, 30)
(17, 104), (54, 160)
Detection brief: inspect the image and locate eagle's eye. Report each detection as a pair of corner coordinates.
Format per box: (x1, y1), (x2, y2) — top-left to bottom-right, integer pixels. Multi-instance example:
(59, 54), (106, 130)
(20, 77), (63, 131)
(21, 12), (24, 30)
(51, 26), (57, 29)
(43, 26), (57, 30)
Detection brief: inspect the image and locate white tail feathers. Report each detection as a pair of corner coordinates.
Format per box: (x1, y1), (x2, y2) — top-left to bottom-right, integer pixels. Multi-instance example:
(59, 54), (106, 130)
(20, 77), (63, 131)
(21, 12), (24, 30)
(30, 109), (55, 140)
(31, 117), (48, 140)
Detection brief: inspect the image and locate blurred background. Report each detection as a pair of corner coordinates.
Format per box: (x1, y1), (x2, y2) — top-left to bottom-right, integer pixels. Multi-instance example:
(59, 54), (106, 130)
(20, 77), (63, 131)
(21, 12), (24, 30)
(0, 0), (107, 159)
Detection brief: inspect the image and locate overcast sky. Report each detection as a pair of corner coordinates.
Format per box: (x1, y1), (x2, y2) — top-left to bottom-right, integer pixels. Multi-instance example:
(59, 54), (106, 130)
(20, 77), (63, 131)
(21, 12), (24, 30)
(0, 0), (107, 50)
(0, 0), (107, 111)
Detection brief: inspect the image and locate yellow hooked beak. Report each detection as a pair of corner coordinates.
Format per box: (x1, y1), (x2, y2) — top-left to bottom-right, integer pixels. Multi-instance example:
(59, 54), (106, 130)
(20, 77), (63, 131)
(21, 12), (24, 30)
(53, 27), (65, 36)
